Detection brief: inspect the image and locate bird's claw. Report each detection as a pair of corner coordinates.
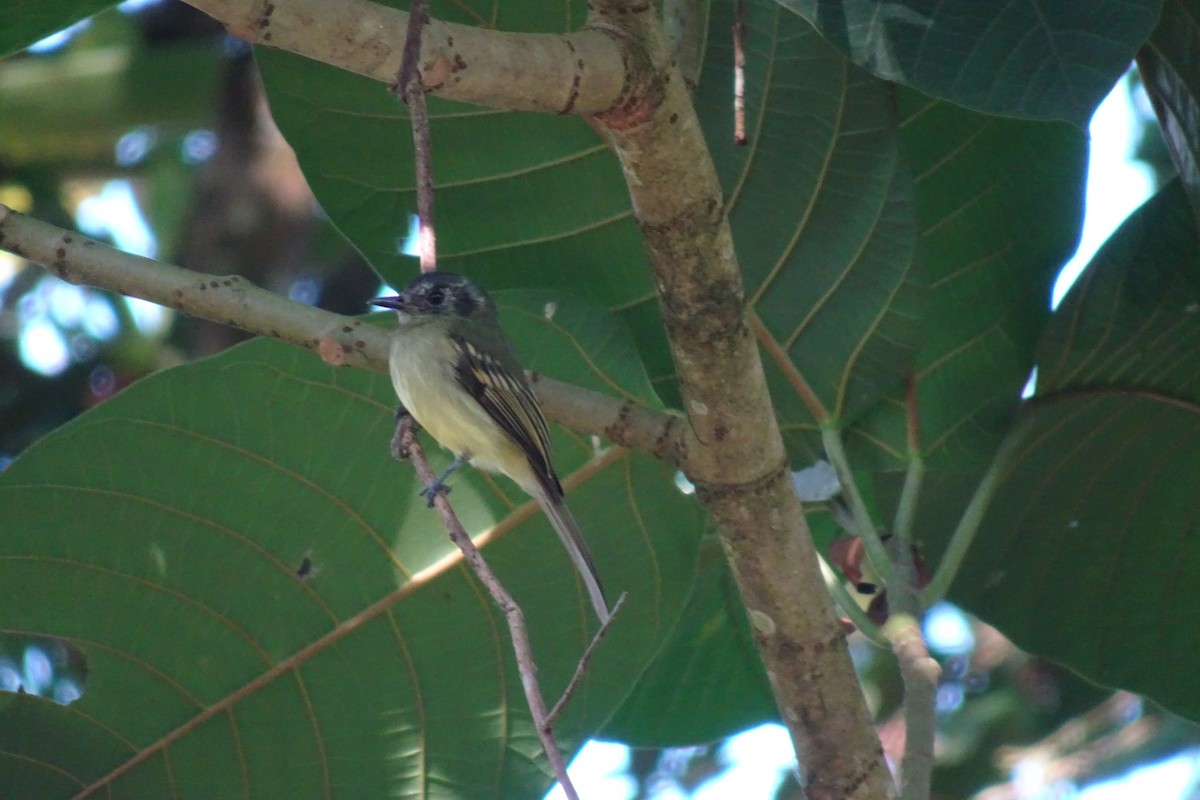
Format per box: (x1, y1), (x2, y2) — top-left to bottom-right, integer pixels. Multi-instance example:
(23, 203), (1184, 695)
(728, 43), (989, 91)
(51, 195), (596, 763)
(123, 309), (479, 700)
(419, 480), (451, 508)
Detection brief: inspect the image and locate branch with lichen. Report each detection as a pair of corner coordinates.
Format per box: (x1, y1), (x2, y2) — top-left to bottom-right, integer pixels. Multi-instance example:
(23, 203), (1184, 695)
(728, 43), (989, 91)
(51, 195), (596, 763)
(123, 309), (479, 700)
(0, 204), (678, 460)
(580, 1), (893, 796)
(182, 0), (637, 115)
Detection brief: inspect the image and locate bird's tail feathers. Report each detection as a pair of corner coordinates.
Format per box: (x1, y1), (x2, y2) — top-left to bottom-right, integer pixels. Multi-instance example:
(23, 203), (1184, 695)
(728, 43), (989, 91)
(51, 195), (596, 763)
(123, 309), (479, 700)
(536, 491), (611, 624)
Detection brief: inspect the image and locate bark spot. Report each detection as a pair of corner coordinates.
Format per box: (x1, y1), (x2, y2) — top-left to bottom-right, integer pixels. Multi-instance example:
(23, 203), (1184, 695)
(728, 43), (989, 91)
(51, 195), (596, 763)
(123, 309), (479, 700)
(318, 336), (346, 366)
(748, 609), (776, 635)
(425, 55), (452, 88)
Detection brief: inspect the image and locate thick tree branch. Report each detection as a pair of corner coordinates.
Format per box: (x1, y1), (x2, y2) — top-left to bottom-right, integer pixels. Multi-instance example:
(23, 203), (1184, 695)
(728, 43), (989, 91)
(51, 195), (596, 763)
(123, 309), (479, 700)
(0, 204), (679, 460)
(584, 3), (893, 797)
(182, 0), (634, 115)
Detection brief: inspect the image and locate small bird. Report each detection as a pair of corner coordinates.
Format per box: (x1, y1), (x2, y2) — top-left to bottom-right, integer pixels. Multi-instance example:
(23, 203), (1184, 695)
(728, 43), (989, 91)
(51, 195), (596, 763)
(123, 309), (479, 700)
(371, 272), (611, 623)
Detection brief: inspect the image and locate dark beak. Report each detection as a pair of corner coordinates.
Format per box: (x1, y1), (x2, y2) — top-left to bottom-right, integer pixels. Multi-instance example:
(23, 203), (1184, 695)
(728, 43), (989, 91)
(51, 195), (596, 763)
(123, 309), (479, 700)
(370, 295), (404, 310)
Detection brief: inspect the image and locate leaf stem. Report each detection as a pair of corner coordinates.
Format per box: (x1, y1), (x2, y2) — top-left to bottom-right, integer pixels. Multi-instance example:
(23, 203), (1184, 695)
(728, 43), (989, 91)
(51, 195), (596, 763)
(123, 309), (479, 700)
(821, 425), (892, 586)
(920, 416), (1029, 606)
(894, 374), (923, 549)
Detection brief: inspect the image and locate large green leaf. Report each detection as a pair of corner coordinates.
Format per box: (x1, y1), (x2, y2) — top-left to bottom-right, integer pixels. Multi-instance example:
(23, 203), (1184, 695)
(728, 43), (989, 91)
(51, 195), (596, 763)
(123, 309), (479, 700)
(949, 181), (1200, 722)
(603, 502), (850, 747)
(703, 0), (925, 455)
(0, 1), (115, 58)
(849, 93), (1087, 469)
(776, 0), (1163, 125)
(601, 539), (777, 745)
(251, 0), (1087, 748)
(0, 292), (703, 798)
(702, 2), (1087, 470)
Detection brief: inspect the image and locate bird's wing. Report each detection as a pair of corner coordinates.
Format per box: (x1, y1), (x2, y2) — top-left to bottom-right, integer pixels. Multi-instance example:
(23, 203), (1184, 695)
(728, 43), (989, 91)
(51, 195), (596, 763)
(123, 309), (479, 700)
(449, 332), (559, 495)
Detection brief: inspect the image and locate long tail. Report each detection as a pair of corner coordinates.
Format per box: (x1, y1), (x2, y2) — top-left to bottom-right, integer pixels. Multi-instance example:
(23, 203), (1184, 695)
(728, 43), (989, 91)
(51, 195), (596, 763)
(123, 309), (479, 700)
(536, 490), (611, 624)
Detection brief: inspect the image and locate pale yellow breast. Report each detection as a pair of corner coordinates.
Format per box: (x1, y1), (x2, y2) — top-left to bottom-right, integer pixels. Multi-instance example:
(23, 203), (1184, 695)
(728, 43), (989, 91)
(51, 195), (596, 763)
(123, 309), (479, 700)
(388, 325), (537, 493)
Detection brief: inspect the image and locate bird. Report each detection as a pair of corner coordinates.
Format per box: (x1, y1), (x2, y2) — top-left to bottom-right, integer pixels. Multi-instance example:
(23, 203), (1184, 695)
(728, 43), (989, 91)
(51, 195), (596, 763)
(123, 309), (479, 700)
(371, 271), (611, 623)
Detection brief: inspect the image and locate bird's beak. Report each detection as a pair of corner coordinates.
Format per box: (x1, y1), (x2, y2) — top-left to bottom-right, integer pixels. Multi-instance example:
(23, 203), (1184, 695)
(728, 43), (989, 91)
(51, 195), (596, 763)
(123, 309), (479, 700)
(370, 295), (404, 311)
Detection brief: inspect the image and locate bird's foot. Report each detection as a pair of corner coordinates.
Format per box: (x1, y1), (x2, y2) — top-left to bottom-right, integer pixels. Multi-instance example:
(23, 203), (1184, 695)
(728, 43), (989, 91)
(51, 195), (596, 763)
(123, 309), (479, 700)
(419, 454), (469, 508)
(419, 480), (451, 508)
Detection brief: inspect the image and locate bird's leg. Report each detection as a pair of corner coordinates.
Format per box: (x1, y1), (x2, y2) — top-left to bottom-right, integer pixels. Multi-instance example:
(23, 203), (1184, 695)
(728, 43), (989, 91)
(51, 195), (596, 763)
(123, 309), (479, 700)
(390, 404), (420, 461)
(420, 454), (469, 507)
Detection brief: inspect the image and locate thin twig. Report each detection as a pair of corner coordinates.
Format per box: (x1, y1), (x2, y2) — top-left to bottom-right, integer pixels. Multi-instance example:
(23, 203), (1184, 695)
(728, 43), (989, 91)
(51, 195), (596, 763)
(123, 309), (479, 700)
(546, 592), (628, 728)
(394, 0), (437, 273)
(732, 0), (747, 146)
(394, 416), (582, 800)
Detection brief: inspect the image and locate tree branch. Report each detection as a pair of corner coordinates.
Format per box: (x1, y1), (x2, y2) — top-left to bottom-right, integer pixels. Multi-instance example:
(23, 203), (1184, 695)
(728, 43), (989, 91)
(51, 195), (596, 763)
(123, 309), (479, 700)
(181, 0), (634, 115)
(582, 2), (893, 796)
(883, 613), (940, 800)
(884, 534), (940, 800)
(0, 203), (680, 461)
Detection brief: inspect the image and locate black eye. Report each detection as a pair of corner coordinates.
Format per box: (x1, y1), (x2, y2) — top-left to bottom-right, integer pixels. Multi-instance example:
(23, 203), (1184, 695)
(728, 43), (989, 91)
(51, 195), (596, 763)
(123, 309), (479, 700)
(427, 288), (445, 306)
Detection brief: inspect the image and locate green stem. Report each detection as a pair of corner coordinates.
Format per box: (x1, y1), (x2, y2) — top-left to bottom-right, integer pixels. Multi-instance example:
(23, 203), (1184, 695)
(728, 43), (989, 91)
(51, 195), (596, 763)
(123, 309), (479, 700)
(920, 417), (1029, 606)
(822, 426), (892, 585)
(893, 451), (924, 548)
(895, 373), (923, 549)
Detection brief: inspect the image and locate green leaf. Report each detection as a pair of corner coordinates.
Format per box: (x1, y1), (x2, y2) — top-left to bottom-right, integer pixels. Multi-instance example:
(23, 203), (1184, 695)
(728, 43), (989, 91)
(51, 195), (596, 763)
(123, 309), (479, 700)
(950, 181), (1200, 722)
(702, 3), (1086, 470)
(776, 0), (1164, 125)
(0, 293), (703, 798)
(1136, 0), (1200, 224)
(850, 91), (1087, 469)
(0, 1), (115, 58)
(703, 0), (925, 456)
(605, 502), (850, 747)
(602, 539), (777, 745)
